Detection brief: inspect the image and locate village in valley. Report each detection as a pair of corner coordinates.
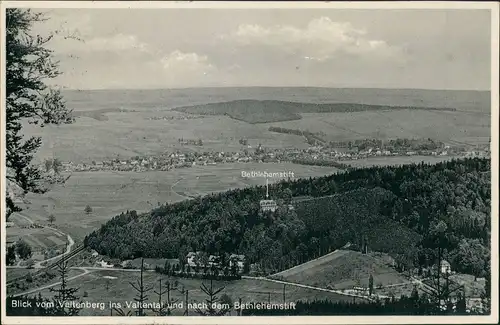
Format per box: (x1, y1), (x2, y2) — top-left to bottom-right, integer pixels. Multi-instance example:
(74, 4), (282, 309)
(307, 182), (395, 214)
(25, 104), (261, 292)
(47, 137), (489, 174)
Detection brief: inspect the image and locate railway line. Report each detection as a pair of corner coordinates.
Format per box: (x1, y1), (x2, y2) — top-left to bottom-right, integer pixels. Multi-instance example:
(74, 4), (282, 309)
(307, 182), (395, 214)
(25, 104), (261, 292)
(6, 244), (86, 286)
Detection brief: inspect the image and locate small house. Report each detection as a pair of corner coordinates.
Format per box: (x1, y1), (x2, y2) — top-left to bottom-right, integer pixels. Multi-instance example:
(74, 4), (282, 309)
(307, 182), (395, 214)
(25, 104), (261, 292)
(229, 254), (246, 272)
(187, 251), (202, 267)
(98, 260), (113, 268)
(441, 260), (452, 274)
(208, 255), (220, 266)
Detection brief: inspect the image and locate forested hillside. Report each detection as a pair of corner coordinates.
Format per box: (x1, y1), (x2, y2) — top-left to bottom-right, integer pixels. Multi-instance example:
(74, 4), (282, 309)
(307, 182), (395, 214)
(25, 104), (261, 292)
(85, 158), (490, 277)
(173, 99), (456, 123)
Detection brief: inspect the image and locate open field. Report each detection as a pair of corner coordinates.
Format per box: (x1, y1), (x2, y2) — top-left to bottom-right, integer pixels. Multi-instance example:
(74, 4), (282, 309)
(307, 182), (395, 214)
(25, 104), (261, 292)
(23, 112), (309, 164)
(272, 249), (353, 279)
(34, 270), (355, 316)
(11, 163), (337, 243)
(275, 250), (408, 291)
(124, 257), (180, 269)
(6, 219), (67, 254)
(270, 109), (490, 146)
(172, 162), (337, 197)
(6, 268), (31, 279)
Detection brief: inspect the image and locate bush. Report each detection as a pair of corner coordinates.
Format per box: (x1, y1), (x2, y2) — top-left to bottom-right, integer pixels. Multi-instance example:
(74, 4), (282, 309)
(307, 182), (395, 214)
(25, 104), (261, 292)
(26, 259), (35, 269)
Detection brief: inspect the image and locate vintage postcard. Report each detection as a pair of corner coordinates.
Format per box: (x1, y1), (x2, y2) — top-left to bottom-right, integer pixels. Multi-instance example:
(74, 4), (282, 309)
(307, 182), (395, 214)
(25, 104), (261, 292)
(1, 1), (498, 324)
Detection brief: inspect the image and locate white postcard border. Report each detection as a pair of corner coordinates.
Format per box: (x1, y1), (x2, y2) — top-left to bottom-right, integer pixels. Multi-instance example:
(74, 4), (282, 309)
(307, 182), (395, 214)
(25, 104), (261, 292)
(0, 1), (498, 325)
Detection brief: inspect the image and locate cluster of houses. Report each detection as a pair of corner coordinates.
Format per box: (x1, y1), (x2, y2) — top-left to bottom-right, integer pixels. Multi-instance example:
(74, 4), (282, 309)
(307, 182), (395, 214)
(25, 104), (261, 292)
(53, 139), (488, 174)
(186, 252), (246, 273)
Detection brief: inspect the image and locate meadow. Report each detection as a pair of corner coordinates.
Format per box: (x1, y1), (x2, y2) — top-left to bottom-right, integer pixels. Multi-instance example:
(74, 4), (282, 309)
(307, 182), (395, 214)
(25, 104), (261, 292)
(34, 269), (355, 316)
(6, 225), (66, 254)
(269, 110), (490, 146)
(275, 250), (408, 291)
(23, 111), (309, 164)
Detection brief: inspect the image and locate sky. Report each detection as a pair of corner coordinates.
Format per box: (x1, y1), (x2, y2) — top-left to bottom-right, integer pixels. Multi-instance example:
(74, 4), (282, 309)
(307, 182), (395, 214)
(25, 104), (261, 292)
(32, 7), (492, 90)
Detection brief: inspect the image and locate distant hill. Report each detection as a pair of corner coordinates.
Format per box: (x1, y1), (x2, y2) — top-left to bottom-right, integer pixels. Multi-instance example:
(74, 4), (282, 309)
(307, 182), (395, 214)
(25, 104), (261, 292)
(61, 87), (489, 113)
(172, 99), (457, 123)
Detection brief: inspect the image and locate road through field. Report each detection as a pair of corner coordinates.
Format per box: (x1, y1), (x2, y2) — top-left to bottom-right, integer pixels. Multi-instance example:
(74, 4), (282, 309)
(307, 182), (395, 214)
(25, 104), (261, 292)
(11, 268), (91, 298)
(10, 267), (167, 298)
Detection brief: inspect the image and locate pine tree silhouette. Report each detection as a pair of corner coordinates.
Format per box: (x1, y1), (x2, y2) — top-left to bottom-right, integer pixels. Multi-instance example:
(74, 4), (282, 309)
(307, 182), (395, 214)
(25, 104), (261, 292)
(129, 258), (153, 316)
(195, 279), (231, 316)
(150, 279), (181, 316)
(49, 245), (81, 316)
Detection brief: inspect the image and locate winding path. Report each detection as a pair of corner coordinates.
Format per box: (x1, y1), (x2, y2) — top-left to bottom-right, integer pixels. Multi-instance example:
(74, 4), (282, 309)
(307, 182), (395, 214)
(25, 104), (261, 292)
(34, 234), (74, 268)
(170, 177), (191, 200)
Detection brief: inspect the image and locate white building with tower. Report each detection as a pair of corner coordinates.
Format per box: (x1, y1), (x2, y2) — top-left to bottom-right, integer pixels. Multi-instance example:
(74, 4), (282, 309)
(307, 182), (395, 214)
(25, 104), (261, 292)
(260, 178), (277, 212)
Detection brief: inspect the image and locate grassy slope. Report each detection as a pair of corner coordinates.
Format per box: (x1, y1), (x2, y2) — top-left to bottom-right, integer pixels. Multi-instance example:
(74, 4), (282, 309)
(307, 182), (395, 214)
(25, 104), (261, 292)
(275, 250), (407, 290)
(271, 110), (490, 145)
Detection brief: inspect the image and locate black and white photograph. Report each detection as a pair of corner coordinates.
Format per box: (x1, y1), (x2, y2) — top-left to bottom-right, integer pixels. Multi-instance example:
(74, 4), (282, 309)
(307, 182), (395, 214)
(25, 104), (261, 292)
(1, 1), (498, 324)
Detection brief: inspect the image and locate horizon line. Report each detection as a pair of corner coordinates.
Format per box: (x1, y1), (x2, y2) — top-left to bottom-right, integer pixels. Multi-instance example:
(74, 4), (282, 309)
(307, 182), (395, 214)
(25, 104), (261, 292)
(57, 85), (491, 92)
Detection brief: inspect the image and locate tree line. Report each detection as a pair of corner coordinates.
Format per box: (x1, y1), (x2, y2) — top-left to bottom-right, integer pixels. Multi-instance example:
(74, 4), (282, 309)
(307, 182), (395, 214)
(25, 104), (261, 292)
(241, 294), (471, 316)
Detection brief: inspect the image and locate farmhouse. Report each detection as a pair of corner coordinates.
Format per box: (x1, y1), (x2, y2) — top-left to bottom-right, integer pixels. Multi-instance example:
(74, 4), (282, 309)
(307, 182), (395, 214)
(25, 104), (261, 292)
(186, 251), (202, 267)
(208, 255), (220, 266)
(98, 260), (114, 268)
(229, 254), (246, 272)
